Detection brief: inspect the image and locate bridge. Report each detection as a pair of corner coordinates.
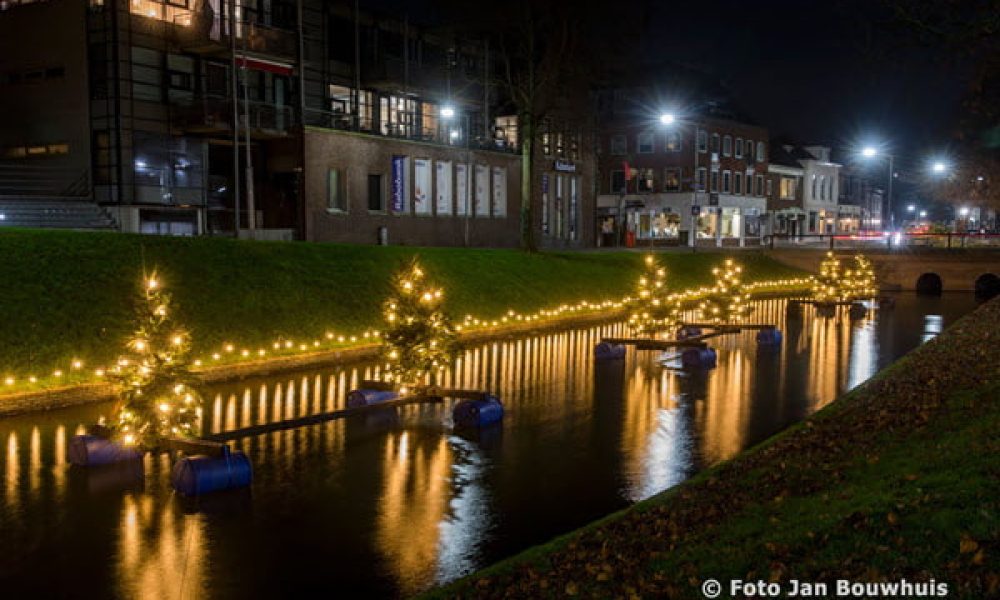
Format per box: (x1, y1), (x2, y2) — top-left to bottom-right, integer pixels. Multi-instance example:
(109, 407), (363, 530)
(766, 249), (1000, 293)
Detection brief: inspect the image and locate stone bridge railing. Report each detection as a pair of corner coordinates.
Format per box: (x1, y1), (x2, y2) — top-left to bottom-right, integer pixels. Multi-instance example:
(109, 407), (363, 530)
(765, 249), (1000, 293)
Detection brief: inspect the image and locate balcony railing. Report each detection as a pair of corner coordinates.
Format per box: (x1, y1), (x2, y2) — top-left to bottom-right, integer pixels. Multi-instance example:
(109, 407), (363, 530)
(173, 6), (296, 58)
(171, 95), (295, 135)
(302, 107), (520, 154)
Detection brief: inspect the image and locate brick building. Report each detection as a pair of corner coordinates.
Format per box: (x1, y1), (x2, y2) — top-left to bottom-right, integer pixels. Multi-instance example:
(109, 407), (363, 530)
(0, 0), (595, 247)
(594, 85), (769, 247)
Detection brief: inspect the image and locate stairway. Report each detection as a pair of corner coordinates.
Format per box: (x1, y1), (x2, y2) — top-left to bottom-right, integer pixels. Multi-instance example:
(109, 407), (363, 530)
(0, 197), (118, 230)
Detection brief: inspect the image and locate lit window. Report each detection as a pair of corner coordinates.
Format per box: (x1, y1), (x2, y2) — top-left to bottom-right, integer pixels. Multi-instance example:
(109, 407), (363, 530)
(664, 131), (681, 152)
(327, 168), (346, 212)
(663, 168), (681, 192)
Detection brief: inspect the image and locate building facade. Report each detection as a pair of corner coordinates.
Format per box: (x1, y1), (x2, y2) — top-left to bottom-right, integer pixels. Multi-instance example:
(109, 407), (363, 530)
(0, 0), (595, 247)
(594, 89), (769, 247)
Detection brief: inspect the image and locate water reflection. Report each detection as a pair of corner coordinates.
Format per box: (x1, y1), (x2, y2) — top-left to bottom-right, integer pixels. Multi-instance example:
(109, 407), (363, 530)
(0, 295), (980, 598)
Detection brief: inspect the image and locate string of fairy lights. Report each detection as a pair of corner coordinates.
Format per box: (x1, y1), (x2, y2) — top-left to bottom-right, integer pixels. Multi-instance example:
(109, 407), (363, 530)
(2, 258), (859, 393)
(812, 251), (878, 303)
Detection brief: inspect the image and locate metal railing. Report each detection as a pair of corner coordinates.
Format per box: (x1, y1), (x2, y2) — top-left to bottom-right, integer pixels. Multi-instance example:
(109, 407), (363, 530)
(171, 95), (295, 134)
(173, 9), (297, 57)
(302, 107), (520, 154)
(765, 232), (1000, 250)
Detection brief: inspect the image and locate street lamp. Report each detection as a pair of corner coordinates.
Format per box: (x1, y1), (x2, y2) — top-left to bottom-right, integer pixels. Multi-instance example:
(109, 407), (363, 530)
(932, 161), (947, 174)
(919, 210), (927, 218)
(440, 104), (472, 245)
(659, 113), (676, 125)
(959, 207), (970, 217)
(860, 145), (895, 231)
(907, 204), (916, 212)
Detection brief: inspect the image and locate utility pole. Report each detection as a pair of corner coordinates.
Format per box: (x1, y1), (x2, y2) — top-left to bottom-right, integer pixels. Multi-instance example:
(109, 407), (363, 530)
(241, 17), (255, 235)
(229, 0), (241, 236)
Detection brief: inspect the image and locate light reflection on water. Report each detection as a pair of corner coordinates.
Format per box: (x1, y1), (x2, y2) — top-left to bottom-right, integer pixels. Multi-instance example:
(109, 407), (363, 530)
(0, 294), (979, 598)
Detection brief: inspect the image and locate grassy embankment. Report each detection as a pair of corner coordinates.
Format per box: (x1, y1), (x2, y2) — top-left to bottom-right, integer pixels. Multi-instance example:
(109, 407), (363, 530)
(0, 228), (807, 393)
(428, 298), (1000, 599)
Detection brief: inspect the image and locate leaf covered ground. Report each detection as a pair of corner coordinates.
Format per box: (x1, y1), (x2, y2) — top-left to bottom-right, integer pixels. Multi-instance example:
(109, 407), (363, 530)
(428, 298), (1000, 599)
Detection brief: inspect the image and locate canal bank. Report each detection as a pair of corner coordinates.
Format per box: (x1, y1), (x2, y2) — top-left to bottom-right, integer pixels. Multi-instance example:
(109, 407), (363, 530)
(427, 297), (1000, 599)
(0, 228), (808, 411)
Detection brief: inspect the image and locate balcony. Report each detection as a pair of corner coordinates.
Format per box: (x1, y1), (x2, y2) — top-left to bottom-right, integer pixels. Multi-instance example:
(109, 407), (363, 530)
(172, 4), (296, 59)
(170, 95), (295, 137)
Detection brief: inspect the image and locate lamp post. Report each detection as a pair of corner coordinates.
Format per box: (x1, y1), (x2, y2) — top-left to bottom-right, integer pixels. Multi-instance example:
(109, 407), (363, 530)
(861, 146), (895, 232)
(441, 105), (472, 246)
(659, 112), (699, 249)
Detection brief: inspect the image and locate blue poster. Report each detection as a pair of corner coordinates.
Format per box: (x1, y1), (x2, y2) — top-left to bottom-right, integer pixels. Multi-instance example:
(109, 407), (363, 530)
(391, 155), (405, 213)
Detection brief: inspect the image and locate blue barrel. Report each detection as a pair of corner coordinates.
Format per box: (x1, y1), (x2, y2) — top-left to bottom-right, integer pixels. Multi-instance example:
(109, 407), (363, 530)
(756, 329), (783, 346)
(453, 395), (504, 428)
(346, 388), (399, 408)
(171, 447), (253, 496)
(593, 342), (626, 360)
(681, 347), (717, 370)
(676, 326), (703, 340)
(68, 434), (143, 467)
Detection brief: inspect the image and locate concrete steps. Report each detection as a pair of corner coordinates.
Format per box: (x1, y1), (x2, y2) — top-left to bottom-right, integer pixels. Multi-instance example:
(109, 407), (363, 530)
(0, 197), (118, 230)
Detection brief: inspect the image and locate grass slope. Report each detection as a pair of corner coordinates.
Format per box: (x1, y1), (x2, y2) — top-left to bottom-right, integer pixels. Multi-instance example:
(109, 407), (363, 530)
(0, 229), (803, 377)
(428, 299), (1000, 599)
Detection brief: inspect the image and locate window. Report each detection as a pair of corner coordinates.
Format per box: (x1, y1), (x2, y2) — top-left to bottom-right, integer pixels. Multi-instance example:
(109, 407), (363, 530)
(327, 168), (346, 212)
(638, 168), (655, 193)
(380, 95), (416, 137)
(637, 132), (654, 154)
(475, 165), (490, 216)
(811, 174), (818, 199)
(722, 135), (732, 157)
(696, 167), (707, 191)
(734, 171), (743, 195)
(456, 164), (469, 215)
(745, 139), (754, 163)
(542, 133), (552, 155)
(735, 138), (743, 159)
(722, 170), (731, 193)
(492, 167), (507, 217)
(710, 170), (719, 192)
(610, 134), (626, 155)
(413, 158), (431, 214)
(696, 129), (707, 153)
(819, 175), (827, 200)
(367, 174), (384, 211)
(756, 141), (766, 162)
(766, 179), (774, 197)
(756, 175), (764, 196)
(664, 131), (681, 152)
(663, 168), (681, 192)
(131, 46), (162, 102)
(435, 161), (452, 215)
(710, 133), (720, 154)
(611, 170), (625, 193)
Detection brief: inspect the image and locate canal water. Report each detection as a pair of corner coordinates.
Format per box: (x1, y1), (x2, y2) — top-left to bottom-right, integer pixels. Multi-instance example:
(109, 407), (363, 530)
(0, 294), (980, 598)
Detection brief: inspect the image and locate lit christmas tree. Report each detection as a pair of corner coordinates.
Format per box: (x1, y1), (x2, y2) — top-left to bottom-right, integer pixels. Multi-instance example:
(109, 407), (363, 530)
(380, 259), (457, 391)
(844, 254), (877, 300)
(698, 259), (751, 323)
(628, 254), (676, 337)
(106, 272), (202, 448)
(812, 251), (844, 303)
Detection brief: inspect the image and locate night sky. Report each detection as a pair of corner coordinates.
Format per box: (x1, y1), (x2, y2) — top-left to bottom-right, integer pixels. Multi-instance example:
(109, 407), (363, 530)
(371, 0), (969, 169)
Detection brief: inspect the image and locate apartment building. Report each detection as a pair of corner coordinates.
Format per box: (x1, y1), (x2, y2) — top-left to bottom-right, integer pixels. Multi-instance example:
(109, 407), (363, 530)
(595, 85), (769, 247)
(0, 0), (595, 247)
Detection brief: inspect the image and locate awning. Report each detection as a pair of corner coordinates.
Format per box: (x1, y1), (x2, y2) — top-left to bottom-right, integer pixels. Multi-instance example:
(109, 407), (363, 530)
(236, 55), (294, 76)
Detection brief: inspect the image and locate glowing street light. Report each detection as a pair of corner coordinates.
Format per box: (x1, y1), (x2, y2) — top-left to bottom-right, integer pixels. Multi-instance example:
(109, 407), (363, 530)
(440, 105), (455, 119)
(932, 161), (947, 173)
(959, 207), (970, 217)
(659, 113), (676, 125)
(860, 144), (895, 230)
(919, 210), (927, 218)
(907, 205), (916, 212)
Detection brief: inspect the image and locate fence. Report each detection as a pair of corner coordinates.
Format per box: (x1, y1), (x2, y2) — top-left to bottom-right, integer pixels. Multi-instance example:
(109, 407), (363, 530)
(765, 233), (1000, 250)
